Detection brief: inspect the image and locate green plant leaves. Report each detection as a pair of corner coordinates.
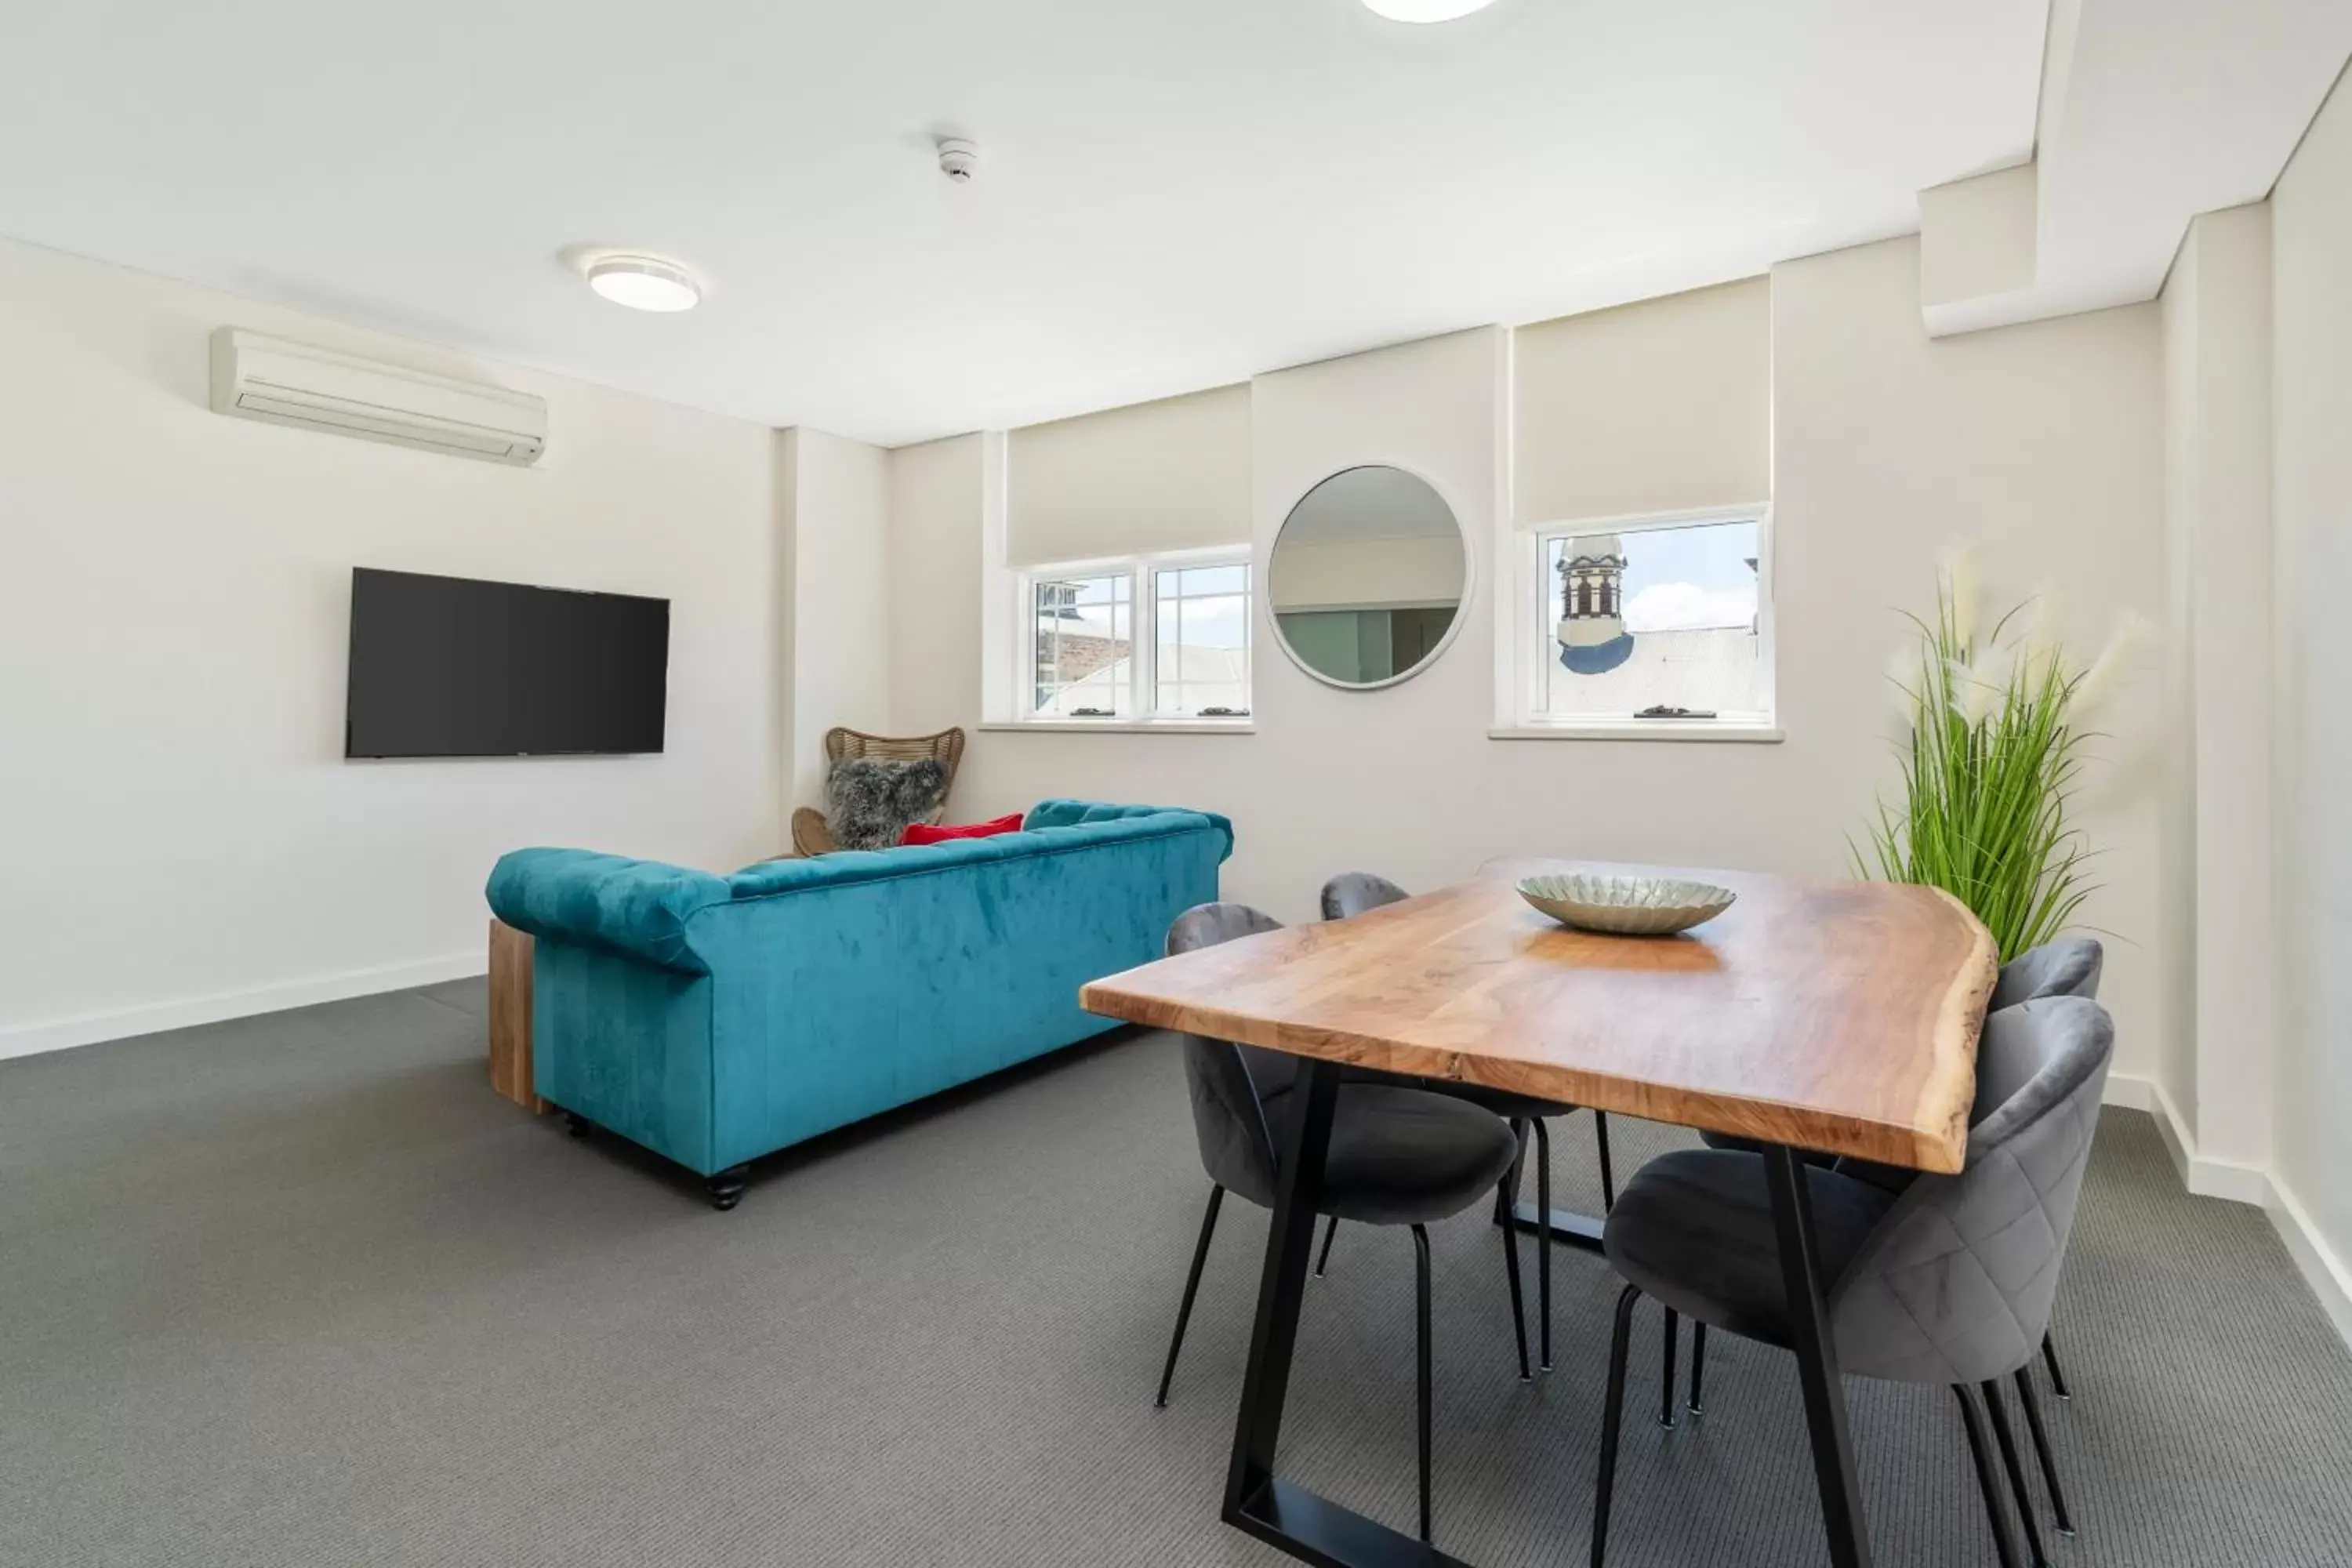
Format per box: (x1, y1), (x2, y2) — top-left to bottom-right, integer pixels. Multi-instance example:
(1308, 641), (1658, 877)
(1863, 572), (2099, 964)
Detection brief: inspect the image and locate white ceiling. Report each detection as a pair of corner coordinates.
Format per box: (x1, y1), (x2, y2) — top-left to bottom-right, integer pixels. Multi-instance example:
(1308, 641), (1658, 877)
(0, 0), (2053, 445)
(2038, 0), (2352, 312)
(1927, 0), (2352, 333)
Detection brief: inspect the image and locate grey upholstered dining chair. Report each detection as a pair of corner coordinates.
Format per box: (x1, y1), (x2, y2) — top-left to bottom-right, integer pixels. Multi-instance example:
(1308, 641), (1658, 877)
(1153, 902), (1530, 1547)
(1588, 996), (2114, 1568)
(1687, 937), (2105, 1444)
(1988, 936), (2102, 1422)
(1314, 872), (1617, 1376)
(1991, 936), (2103, 1011)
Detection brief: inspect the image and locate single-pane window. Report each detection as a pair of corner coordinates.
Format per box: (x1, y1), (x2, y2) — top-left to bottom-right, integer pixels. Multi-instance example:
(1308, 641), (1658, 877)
(1541, 518), (1765, 719)
(1033, 572), (1133, 716)
(1153, 563), (1251, 716)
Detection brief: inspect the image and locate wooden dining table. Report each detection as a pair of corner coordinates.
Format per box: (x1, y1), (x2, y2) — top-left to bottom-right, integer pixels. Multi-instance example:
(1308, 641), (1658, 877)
(1079, 858), (1997, 1568)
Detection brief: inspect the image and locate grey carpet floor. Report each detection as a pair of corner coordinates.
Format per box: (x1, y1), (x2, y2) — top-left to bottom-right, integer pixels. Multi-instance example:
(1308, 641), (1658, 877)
(4, 981), (2350, 1568)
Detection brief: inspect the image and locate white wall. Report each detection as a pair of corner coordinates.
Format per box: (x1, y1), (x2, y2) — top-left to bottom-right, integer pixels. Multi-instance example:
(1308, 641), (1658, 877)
(887, 434), (989, 741)
(783, 426), (891, 814)
(0, 238), (789, 1054)
(2156, 204), (2277, 1183)
(2271, 67), (2352, 1330)
(1772, 238), (2162, 1073)
(889, 240), (2165, 1084)
(2158, 232), (2204, 1142)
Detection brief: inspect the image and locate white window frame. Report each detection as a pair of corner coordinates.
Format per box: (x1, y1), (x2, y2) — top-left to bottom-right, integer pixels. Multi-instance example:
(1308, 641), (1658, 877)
(1004, 544), (1254, 731)
(1149, 556), (1257, 720)
(1025, 562), (1137, 719)
(1494, 503), (1780, 742)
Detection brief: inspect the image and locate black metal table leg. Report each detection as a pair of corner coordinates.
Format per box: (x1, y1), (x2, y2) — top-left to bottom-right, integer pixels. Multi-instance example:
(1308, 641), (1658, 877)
(1486, 1113), (1603, 1254)
(1765, 1145), (1875, 1568)
(1223, 1057), (1473, 1568)
(1533, 1116), (1554, 1371)
(1497, 1203), (1607, 1254)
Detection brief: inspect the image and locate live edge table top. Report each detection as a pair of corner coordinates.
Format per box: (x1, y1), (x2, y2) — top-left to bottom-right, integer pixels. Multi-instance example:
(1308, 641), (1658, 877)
(1080, 859), (1998, 1175)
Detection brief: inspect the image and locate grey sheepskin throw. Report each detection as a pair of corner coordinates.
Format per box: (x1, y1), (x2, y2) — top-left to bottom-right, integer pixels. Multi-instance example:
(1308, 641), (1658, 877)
(824, 757), (948, 851)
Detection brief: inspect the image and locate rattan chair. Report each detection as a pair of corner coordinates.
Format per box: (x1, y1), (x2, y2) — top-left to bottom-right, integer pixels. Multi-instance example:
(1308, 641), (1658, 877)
(788, 726), (967, 856)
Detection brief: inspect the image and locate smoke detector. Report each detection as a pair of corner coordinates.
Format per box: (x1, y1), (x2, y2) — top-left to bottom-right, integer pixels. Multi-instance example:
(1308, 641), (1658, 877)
(936, 136), (978, 183)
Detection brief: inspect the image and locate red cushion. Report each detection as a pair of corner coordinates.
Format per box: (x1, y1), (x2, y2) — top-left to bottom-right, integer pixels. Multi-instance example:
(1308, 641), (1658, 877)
(899, 812), (1025, 847)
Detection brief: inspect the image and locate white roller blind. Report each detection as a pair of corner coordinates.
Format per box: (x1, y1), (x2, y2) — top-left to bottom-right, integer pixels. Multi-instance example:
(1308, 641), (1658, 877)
(1006, 383), (1251, 566)
(1513, 276), (1770, 526)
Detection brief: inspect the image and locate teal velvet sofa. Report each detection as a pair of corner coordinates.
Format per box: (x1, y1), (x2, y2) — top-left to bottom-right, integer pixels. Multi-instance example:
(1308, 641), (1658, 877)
(485, 800), (1231, 1207)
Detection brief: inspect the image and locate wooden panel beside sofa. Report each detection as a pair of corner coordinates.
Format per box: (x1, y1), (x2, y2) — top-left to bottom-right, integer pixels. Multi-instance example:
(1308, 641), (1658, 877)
(487, 918), (546, 1112)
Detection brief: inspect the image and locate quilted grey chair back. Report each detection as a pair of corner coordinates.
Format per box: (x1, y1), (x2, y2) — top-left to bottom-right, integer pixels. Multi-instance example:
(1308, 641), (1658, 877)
(1828, 996), (2114, 1386)
(1991, 936), (2103, 1010)
(1167, 902), (1290, 1207)
(1320, 871), (1410, 921)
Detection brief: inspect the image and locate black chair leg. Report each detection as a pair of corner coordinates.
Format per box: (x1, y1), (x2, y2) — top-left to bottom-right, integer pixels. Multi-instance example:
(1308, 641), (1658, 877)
(1688, 1323), (1707, 1416)
(2042, 1330), (2071, 1400)
(1534, 1115), (1555, 1372)
(1412, 1223), (1435, 1544)
(1659, 1307), (1679, 1428)
(1314, 1213), (1340, 1278)
(1955, 1384), (2027, 1568)
(2014, 1367), (2077, 1537)
(1498, 1178), (1531, 1383)
(1591, 1283), (1642, 1568)
(1594, 1110), (1617, 1210)
(1154, 1184), (1224, 1409)
(1981, 1378), (2053, 1568)
(1496, 1116), (1530, 1225)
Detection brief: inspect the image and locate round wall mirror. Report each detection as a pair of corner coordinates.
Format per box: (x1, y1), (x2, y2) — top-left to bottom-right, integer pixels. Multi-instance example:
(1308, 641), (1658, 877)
(1268, 465), (1470, 689)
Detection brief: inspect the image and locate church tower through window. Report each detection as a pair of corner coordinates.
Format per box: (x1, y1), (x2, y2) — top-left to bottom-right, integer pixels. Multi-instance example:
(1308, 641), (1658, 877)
(1555, 533), (1634, 674)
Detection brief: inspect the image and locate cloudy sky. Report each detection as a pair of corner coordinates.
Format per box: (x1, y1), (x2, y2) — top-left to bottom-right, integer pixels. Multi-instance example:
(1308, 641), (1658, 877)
(1612, 520), (1759, 632)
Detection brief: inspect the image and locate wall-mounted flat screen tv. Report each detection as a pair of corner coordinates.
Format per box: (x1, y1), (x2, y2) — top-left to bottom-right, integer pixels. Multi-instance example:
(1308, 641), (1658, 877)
(345, 568), (669, 758)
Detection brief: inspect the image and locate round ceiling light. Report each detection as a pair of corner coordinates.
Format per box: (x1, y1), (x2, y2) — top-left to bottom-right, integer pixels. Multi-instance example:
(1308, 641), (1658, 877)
(584, 255), (701, 313)
(1360, 0), (1499, 20)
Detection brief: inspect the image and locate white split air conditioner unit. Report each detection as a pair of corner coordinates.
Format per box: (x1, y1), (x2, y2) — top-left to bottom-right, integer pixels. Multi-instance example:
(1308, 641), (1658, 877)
(208, 328), (548, 466)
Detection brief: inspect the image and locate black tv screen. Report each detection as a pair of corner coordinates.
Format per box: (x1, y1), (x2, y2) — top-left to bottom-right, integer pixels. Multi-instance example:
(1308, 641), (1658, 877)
(345, 568), (669, 758)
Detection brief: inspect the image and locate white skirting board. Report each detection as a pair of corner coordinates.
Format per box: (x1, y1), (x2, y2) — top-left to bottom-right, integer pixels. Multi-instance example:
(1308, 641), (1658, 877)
(2106, 1071), (2352, 1352)
(2100, 1073), (2157, 1113)
(0, 952), (486, 1062)
(2107, 1072), (2274, 1205)
(2270, 1177), (2352, 1351)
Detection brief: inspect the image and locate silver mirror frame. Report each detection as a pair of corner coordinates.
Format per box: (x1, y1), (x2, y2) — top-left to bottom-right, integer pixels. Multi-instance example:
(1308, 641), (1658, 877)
(1263, 463), (1476, 692)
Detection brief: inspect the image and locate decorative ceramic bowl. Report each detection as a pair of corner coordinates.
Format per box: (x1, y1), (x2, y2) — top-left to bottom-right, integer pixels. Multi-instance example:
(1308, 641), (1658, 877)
(1514, 873), (1737, 936)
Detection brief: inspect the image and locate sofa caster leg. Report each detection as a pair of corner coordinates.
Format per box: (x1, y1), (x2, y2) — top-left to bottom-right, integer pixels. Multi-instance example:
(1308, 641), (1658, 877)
(565, 1112), (590, 1138)
(707, 1167), (749, 1211)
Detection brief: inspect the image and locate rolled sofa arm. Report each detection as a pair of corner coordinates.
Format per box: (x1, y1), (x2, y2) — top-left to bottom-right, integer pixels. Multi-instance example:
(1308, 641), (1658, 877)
(485, 848), (731, 975)
(1024, 799), (1235, 862)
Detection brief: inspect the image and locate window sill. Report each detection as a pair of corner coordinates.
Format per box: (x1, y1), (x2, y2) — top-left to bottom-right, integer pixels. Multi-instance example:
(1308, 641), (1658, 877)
(979, 720), (1256, 735)
(1488, 721), (1784, 744)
